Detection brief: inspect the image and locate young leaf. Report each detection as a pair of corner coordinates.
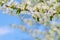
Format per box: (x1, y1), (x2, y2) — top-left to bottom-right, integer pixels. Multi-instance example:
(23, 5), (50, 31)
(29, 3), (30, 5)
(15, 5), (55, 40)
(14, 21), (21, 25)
(57, 0), (60, 2)
(24, 3), (29, 11)
(56, 5), (60, 14)
(42, 9), (45, 13)
(50, 15), (53, 21)
(37, 17), (39, 22)
(40, 0), (44, 2)
(11, 5), (17, 9)
(0, 2), (4, 6)
(16, 8), (21, 15)
(36, 7), (40, 12)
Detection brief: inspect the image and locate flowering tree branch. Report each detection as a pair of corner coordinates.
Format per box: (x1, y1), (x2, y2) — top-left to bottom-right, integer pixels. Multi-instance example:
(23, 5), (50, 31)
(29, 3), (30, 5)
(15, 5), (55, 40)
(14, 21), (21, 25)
(0, 0), (60, 40)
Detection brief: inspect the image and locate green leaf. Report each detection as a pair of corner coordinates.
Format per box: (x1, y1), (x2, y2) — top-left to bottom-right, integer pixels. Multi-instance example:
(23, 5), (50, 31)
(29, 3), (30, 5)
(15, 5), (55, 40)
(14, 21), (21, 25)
(24, 3), (29, 11)
(57, 26), (60, 29)
(11, 5), (17, 9)
(50, 4), (54, 8)
(36, 7), (39, 12)
(57, 0), (60, 2)
(56, 5), (60, 14)
(16, 8), (21, 15)
(42, 9), (45, 13)
(50, 15), (53, 21)
(40, 0), (44, 2)
(37, 17), (39, 22)
(33, 16), (39, 22)
(0, 2), (4, 6)
(33, 16), (36, 19)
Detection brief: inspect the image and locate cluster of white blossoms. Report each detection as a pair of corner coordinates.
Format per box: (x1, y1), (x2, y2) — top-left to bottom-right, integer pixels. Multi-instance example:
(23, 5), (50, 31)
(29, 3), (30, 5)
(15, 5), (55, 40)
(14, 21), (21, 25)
(0, 0), (60, 40)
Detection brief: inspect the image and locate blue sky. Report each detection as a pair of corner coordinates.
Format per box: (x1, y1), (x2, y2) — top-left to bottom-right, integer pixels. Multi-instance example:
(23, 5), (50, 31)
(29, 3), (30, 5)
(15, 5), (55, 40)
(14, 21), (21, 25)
(0, 10), (35, 40)
(0, 11), (20, 26)
(0, 8), (46, 40)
